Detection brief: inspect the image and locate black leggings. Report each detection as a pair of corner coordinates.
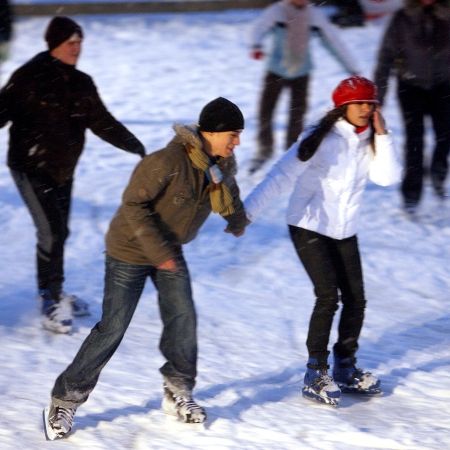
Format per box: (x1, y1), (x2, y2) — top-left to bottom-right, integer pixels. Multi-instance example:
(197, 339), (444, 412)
(289, 226), (366, 368)
(11, 170), (72, 299)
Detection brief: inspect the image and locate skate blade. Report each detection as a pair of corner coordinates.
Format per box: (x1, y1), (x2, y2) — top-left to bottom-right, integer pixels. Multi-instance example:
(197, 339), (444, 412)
(43, 407), (58, 441)
(339, 384), (383, 396)
(302, 388), (340, 407)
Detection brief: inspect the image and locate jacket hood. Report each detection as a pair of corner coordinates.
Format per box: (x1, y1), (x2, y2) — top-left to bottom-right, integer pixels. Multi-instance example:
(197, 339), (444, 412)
(172, 123), (238, 176)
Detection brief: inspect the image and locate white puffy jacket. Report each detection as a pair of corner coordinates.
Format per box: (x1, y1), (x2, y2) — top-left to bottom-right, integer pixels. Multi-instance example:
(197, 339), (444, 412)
(245, 119), (402, 239)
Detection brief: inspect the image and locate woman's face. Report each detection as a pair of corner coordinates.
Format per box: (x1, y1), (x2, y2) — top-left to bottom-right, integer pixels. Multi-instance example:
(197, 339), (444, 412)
(345, 103), (376, 128)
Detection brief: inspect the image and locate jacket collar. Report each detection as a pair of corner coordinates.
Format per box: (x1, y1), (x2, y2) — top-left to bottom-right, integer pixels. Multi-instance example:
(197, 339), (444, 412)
(334, 118), (371, 142)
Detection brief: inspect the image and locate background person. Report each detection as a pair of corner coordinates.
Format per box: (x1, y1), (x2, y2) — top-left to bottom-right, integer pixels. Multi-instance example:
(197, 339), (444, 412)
(248, 0), (360, 174)
(373, 0), (450, 214)
(0, 16), (146, 334)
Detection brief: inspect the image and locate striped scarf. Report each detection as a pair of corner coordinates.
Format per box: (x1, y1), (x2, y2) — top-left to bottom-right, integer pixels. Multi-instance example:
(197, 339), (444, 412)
(186, 144), (235, 217)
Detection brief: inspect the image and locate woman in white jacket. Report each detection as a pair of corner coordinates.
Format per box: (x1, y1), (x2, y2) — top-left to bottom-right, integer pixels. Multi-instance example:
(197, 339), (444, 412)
(245, 76), (402, 407)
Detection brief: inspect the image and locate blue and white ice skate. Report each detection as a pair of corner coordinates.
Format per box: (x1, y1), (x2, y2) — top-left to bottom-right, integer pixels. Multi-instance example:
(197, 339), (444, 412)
(333, 354), (382, 395)
(302, 363), (341, 407)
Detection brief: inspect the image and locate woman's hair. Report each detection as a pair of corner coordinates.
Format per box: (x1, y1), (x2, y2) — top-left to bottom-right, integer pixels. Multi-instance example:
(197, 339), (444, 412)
(297, 106), (375, 162)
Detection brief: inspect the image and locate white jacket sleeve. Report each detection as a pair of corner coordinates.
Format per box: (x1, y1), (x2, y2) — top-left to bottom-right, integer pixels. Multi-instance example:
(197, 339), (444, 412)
(250, 3), (280, 48)
(311, 6), (361, 75)
(369, 132), (402, 186)
(244, 144), (308, 222)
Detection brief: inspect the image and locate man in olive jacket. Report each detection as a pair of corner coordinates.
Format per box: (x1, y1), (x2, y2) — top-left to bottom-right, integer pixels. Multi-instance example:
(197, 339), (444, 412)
(44, 97), (249, 439)
(0, 17), (145, 334)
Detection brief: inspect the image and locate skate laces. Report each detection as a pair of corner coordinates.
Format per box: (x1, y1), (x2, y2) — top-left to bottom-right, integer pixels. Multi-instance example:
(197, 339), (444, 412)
(50, 299), (72, 322)
(315, 372), (338, 392)
(50, 406), (76, 434)
(173, 394), (203, 413)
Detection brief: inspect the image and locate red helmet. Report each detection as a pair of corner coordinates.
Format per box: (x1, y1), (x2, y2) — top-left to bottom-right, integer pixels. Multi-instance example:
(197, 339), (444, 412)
(332, 76), (379, 107)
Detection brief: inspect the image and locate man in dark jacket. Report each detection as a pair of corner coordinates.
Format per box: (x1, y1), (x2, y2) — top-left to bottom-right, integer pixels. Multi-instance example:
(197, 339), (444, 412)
(0, 16), (146, 334)
(43, 97), (249, 439)
(0, 0), (13, 71)
(374, 0), (450, 214)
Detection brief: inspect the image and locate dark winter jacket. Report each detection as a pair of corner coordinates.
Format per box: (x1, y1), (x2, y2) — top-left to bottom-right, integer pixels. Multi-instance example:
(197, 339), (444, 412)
(374, 0), (450, 102)
(0, 51), (145, 183)
(106, 124), (249, 266)
(0, 0), (12, 42)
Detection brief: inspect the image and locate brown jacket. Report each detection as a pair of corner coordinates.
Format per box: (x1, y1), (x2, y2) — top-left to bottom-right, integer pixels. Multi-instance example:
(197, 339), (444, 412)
(106, 124), (248, 266)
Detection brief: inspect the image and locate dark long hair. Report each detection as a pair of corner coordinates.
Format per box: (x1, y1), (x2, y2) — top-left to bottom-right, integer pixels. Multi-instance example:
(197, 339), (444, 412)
(297, 106), (375, 162)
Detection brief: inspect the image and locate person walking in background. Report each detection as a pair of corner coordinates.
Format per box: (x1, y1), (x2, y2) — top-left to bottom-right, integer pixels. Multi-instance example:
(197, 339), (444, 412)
(248, 0), (361, 174)
(0, 16), (146, 334)
(331, 0), (366, 27)
(0, 0), (13, 77)
(374, 0), (450, 215)
(245, 77), (401, 406)
(43, 97), (249, 439)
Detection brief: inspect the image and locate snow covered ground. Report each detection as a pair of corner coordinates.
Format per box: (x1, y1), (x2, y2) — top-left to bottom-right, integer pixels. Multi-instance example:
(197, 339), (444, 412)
(1, 9), (449, 450)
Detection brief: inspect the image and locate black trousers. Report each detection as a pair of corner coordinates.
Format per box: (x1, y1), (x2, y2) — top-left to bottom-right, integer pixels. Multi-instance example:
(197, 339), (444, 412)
(289, 226), (366, 368)
(11, 170), (72, 299)
(397, 81), (450, 204)
(256, 72), (309, 159)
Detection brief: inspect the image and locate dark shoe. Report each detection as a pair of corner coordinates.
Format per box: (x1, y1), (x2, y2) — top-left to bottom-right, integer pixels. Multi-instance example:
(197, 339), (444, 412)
(403, 201), (418, 216)
(248, 157), (268, 175)
(431, 179), (448, 199)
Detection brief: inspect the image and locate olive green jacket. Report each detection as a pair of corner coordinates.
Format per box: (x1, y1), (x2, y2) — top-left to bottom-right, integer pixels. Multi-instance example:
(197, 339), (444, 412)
(106, 124), (248, 266)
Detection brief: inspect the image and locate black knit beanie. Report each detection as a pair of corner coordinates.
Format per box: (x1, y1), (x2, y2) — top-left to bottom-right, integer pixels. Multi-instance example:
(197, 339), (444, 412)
(198, 97), (244, 132)
(45, 16), (83, 51)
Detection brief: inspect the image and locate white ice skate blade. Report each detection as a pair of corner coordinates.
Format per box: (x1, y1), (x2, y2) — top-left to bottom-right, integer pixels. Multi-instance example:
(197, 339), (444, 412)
(302, 387), (340, 407)
(43, 407), (58, 441)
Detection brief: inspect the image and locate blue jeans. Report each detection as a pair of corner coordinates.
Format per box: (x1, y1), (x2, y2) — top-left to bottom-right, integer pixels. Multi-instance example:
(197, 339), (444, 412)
(52, 254), (197, 407)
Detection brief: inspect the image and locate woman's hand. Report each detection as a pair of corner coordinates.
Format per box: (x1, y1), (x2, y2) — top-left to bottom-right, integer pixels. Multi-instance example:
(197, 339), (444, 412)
(372, 108), (387, 135)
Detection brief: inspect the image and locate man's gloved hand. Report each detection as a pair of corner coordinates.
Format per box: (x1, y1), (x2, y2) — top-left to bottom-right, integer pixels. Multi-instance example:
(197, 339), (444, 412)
(224, 216), (251, 237)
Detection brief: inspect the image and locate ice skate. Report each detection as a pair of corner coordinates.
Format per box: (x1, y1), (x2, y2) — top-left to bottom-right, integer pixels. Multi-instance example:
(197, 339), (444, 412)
(43, 403), (77, 440)
(302, 361), (341, 407)
(39, 290), (73, 334)
(61, 292), (91, 317)
(161, 384), (207, 423)
(333, 354), (381, 395)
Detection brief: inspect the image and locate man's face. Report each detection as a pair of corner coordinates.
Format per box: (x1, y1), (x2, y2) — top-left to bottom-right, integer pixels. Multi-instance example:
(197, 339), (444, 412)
(50, 34), (82, 66)
(204, 130), (242, 159)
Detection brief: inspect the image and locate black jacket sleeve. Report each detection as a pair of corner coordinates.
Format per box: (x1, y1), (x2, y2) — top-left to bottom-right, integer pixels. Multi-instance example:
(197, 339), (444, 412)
(87, 79), (145, 157)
